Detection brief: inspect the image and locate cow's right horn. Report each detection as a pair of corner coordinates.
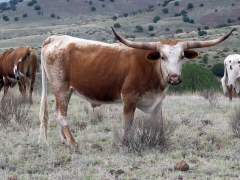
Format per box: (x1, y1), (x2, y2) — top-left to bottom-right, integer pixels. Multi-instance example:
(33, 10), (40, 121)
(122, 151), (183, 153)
(111, 27), (157, 50)
(186, 28), (236, 49)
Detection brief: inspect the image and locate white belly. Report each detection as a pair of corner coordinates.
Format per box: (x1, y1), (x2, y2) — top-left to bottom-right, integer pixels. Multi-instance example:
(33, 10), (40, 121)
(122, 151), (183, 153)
(137, 90), (166, 114)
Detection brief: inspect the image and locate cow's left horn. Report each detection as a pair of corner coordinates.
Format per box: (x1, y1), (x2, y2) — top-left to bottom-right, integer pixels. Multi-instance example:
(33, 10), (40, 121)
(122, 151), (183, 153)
(111, 27), (157, 50)
(186, 28), (236, 49)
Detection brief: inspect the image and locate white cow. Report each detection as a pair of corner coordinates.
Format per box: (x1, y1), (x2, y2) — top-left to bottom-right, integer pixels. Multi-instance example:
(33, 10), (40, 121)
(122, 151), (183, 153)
(221, 54), (240, 100)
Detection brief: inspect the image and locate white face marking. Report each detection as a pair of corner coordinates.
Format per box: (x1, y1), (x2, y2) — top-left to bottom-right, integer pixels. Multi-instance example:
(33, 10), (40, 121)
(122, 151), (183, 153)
(224, 54), (240, 87)
(159, 42), (185, 79)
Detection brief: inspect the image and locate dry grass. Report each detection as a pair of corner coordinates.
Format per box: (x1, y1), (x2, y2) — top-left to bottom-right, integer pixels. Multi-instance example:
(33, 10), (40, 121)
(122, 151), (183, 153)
(0, 88), (240, 179)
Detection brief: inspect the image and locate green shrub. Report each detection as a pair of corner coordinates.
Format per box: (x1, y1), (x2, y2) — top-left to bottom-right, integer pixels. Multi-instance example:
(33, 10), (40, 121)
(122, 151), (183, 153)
(199, 3), (204, 7)
(112, 16), (117, 20)
(110, 0), (114, 2)
(165, 27), (170, 31)
(34, 5), (41, 10)
(123, 13), (128, 17)
(27, 2), (33, 6)
(3, 15), (9, 21)
(202, 54), (208, 64)
(176, 29), (183, 34)
(214, 24), (229, 28)
(113, 23), (121, 28)
(153, 16), (160, 23)
(204, 26), (209, 30)
(198, 30), (207, 36)
(89, 1), (92, 5)
(189, 19), (194, 23)
(149, 33), (155, 37)
(22, 13), (27, 17)
(91, 6), (96, 11)
(32, 0), (37, 4)
(148, 25), (154, 31)
(174, 1), (179, 6)
(135, 25), (143, 32)
(169, 63), (221, 93)
(187, 3), (193, 9)
(183, 16), (190, 22)
(50, 13), (55, 18)
(211, 63), (224, 77)
(162, 8), (168, 13)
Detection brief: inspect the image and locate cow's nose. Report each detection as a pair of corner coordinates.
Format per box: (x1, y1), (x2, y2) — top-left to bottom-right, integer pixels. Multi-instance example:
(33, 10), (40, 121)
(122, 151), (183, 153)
(167, 74), (182, 85)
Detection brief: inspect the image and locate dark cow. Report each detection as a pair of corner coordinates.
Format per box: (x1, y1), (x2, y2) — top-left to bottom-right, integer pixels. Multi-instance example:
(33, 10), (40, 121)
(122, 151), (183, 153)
(39, 28), (234, 148)
(0, 46), (38, 103)
(221, 54), (240, 100)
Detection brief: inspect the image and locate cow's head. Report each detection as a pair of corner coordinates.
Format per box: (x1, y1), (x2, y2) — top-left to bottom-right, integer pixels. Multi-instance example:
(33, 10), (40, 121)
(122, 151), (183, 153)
(112, 27), (235, 85)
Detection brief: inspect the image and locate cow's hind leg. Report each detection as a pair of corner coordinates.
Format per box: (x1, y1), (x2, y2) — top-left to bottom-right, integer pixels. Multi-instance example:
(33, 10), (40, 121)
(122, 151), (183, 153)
(53, 88), (78, 148)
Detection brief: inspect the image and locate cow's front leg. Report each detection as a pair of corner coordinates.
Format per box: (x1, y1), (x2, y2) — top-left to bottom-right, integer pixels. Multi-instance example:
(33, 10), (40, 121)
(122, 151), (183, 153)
(150, 102), (163, 134)
(227, 84), (233, 101)
(122, 96), (137, 145)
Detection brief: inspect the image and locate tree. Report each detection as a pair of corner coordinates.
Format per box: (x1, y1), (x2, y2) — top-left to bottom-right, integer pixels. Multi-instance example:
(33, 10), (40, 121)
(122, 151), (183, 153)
(174, 1), (179, 6)
(176, 29), (183, 33)
(189, 19), (194, 24)
(50, 13), (55, 18)
(135, 25), (143, 32)
(34, 5), (41, 10)
(202, 54), (208, 64)
(204, 26), (209, 30)
(183, 16), (190, 22)
(148, 25), (154, 31)
(27, 2), (33, 6)
(153, 16), (160, 23)
(187, 3), (194, 9)
(162, 8), (168, 14)
(198, 30), (207, 36)
(211, 63), (224, 77)
(113, 23), (121, 28)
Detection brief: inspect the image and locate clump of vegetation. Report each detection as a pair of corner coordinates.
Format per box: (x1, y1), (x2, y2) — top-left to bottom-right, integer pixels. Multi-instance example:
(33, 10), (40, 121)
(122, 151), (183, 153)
(200, 89), (218, 108)
(198, 30), (207, 36)
(153, 16), (160, 23)
(176, 29), (183, 33)
(0, 91), (31, 129)
(135, 25), (143, 32)
(126, 116), (178, 151)
(169, 63), (221, 93)
(230, 104), (240, 138)
(91, 6), (96, 11)
(113, 23), (121, 28)
(211, 63), (224, 77)
(148, 25), (154, 31)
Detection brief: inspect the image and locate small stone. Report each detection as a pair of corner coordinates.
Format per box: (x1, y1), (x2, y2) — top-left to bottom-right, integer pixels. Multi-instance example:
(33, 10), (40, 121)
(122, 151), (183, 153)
(174, 160), (189, 171)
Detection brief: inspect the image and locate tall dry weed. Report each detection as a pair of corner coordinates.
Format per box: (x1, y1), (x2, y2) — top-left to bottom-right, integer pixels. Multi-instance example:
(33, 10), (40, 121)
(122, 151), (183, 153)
(0, 90), (31, 128)
(229, 104), (240, 138)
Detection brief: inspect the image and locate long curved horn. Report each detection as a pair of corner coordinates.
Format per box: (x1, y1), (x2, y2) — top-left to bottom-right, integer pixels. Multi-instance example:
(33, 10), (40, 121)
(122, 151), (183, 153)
(111, 27), (157, 50)
(186, 28), (235, 49)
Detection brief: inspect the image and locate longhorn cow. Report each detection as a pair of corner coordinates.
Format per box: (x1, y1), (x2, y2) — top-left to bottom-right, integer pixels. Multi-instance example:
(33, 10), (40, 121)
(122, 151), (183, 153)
(0, 46), (38, 103)
(39, 28), (234, 148)
(221, 54), (240, 100)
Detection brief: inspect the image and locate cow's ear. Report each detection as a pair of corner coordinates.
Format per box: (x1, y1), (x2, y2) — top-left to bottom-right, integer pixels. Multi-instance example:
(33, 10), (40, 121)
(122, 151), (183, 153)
(184, 50), (198, 60)
(145, 51), (160, 61)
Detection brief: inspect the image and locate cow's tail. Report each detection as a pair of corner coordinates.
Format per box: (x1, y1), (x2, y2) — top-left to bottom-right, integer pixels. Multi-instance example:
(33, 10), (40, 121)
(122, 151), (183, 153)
(221, 60), (227, 95)
(38, 51), (49, 144)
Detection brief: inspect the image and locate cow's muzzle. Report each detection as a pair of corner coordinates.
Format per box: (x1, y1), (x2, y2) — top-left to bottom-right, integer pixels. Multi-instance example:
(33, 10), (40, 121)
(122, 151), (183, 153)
(167, 74), (182, 85)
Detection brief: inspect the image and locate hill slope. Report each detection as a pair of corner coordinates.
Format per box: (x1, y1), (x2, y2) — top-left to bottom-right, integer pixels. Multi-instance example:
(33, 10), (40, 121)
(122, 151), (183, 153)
(0, 0), (239, 67)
